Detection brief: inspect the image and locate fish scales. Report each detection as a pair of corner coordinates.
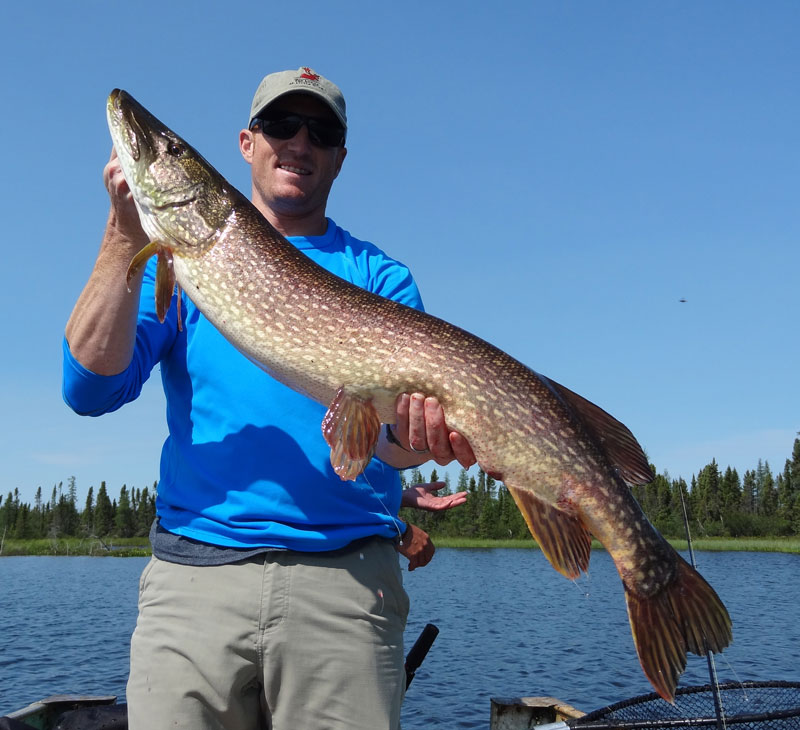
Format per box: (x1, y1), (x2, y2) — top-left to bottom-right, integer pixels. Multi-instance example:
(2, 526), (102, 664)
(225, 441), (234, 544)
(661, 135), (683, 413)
(179, 217), (554, 460)
(107, 89), (732, 702)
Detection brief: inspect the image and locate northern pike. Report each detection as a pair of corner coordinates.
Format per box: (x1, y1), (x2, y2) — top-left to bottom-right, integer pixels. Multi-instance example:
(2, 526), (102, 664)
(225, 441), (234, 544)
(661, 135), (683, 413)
(106, 89), (732, 701)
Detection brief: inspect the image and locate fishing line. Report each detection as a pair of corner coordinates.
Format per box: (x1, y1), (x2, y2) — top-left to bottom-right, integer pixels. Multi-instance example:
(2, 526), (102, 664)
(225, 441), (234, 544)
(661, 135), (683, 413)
(360, 468), (404, 543)
(568, 571), (593, 599)
(714, 652), (748, 702)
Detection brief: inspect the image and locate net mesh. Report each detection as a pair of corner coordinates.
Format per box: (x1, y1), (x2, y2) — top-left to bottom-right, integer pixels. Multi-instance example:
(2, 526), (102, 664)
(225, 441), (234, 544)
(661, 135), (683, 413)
(571, 682), (800, 730)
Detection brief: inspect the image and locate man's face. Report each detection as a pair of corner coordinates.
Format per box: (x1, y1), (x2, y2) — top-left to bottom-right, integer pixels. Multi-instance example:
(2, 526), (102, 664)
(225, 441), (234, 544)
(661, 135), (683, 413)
(241, 93), (347, 228)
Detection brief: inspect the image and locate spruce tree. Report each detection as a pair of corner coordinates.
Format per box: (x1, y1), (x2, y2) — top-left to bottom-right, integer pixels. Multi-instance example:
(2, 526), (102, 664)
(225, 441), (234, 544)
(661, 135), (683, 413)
(94, 482), (113, 536)
(81, 486), (95, 536)
(757, 461), (777, 517)
(136, 486), (156, 536)
(741, 470), (757, 514)
(115, 485), (136, 537)
(719, 467), (742, 520)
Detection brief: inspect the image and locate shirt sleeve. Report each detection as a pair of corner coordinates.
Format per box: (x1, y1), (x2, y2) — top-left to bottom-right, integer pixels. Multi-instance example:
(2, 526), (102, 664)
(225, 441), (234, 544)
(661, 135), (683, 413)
(62, 257), (178, 416)
(367, 256), (425, 311)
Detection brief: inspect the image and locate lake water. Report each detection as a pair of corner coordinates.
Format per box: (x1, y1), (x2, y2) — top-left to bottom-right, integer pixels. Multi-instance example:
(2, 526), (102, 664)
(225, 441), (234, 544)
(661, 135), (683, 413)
(1, 549), (799, 727)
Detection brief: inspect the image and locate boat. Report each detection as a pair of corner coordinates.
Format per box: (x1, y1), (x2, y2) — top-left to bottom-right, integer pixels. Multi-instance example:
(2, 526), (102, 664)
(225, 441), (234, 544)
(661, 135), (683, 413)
(490, 696), (585, 729)
(0, 695), (124, 730)
(6, 683), (800, 730)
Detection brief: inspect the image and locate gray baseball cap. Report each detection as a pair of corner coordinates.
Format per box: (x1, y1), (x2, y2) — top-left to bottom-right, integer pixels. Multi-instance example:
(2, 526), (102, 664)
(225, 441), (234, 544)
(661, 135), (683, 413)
(248, 67), (347, 130)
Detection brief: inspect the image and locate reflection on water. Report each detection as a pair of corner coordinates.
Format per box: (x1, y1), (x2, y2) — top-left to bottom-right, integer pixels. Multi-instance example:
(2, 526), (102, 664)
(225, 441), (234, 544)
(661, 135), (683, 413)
(1, 550), (799, 728)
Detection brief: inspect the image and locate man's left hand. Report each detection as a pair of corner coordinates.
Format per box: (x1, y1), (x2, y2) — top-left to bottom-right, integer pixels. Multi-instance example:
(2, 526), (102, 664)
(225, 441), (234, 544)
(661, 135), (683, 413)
(402, 483), (468, 511)
(396, 523), (435, 571)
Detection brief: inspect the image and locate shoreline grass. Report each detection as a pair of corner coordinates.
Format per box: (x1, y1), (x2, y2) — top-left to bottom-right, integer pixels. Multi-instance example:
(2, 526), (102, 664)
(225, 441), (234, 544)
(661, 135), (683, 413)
(3, 536), (800, 556)
(0, 537), (151, 557)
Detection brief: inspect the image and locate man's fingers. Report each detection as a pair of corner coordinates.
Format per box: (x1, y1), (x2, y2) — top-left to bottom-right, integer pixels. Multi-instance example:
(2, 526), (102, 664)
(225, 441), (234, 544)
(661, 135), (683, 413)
(424, 396), (459, 464)
(408, 393), (428, 452)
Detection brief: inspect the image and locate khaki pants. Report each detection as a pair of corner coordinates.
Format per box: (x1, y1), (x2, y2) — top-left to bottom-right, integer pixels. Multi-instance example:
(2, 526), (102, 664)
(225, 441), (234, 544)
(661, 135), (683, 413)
(127, 538), (409, 730)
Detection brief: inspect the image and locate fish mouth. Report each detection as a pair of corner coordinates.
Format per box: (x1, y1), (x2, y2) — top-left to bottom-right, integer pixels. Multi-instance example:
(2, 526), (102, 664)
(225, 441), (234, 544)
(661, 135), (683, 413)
(150, 182), (205, 211)
(107, 89), (156, 163)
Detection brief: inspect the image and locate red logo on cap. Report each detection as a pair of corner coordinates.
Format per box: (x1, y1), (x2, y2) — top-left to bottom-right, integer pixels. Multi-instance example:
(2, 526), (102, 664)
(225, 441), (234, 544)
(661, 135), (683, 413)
(299, 67), (320, 81)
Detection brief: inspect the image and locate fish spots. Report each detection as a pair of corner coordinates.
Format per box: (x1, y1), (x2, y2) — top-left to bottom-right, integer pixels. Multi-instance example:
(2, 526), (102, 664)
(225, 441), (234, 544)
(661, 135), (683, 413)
(541, 437), (558, 452)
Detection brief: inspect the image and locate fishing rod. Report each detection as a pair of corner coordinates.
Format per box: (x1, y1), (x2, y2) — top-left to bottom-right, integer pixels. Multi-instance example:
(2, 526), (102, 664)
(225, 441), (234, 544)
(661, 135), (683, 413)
(678, 486), (725, 730)
(405, 623), (440, 689)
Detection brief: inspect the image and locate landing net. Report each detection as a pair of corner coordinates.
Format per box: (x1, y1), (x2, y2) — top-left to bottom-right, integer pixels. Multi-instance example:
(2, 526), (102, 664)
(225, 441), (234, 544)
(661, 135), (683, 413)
(570, 682), (800, 730)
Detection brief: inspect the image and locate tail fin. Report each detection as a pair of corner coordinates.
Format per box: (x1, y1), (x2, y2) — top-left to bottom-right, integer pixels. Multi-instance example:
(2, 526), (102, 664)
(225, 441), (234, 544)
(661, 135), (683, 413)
(625, 554), (732, 702)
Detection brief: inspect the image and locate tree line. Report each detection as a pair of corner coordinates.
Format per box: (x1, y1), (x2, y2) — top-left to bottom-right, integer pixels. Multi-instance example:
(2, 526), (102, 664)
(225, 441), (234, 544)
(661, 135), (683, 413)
(2, 439), (800, 542)
(399, 437), (800, 540)
(0, 477), (156, 541)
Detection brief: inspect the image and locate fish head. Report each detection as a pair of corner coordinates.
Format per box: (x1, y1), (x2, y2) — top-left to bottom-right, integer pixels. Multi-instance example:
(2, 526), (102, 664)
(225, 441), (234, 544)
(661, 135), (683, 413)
(106, 89), (234, 253)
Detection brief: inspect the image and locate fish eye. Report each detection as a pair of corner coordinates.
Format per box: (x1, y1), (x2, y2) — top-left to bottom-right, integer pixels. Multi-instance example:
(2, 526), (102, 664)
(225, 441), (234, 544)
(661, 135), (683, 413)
(167, 140), (185, 157)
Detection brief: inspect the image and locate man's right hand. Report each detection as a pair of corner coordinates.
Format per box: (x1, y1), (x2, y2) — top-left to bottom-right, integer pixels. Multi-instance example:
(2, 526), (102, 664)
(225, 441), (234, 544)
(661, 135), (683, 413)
(64, 148), (152, 376)
(103, 148), (148, 246)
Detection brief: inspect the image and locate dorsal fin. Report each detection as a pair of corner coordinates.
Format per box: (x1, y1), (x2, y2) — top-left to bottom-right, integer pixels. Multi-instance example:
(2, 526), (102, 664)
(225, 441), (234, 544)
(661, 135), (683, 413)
(544, 377), (654, 486)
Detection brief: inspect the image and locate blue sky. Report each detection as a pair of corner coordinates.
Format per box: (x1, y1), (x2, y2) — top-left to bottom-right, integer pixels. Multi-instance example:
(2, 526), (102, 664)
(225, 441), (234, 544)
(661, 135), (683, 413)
(2, 1), (798, 505)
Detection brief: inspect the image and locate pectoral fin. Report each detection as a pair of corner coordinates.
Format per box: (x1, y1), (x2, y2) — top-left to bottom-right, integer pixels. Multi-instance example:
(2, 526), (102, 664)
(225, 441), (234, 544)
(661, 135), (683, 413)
(126, 242), (160, 286)
(126, 243), (179, 327)
(322, 386), (381, 481)
(505, 484), (592, 579)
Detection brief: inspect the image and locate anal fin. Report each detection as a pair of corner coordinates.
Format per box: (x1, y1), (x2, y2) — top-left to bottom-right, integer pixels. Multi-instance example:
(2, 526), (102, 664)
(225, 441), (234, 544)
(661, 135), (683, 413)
(321, 386), (381, 481)
(505, 484), (592, 579)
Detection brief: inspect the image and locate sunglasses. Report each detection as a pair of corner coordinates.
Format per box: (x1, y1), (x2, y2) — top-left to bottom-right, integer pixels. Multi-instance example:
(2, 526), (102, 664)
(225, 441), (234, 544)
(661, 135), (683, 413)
(251, 112), (346, 148)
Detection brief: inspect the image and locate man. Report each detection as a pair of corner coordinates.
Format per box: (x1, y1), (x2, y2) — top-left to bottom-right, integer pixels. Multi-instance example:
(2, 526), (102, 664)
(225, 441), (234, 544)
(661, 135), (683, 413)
(63, 67), (475, 729)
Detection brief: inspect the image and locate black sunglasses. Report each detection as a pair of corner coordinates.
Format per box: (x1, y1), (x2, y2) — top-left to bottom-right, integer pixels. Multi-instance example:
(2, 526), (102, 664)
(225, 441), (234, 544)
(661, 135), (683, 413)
(251, 112), (346, 148)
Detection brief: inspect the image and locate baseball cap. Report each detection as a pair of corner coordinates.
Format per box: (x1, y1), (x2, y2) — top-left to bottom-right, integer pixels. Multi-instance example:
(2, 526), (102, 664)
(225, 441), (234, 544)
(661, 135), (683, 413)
(248, 67), (347, 130)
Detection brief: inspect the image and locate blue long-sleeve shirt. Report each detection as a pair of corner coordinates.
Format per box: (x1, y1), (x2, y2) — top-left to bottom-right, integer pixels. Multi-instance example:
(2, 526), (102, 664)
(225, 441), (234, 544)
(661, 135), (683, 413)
(63, 219), (423, 552)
